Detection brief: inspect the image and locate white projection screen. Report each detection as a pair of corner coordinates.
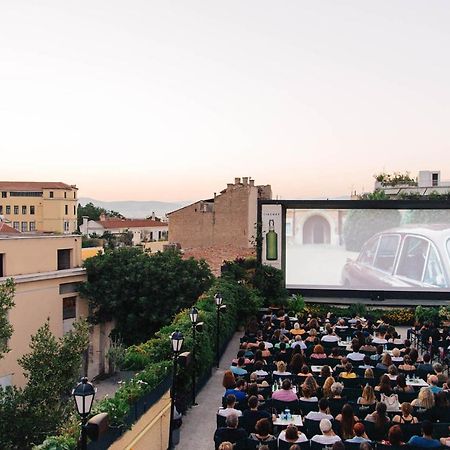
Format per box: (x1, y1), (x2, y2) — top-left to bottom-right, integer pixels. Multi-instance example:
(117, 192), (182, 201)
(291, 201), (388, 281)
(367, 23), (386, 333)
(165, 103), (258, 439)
(285, 208), (450, 292)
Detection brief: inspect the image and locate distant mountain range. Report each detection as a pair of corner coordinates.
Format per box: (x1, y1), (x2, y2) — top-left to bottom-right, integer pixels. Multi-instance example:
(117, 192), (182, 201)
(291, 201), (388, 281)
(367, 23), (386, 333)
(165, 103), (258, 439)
(79, 197), (191, 219)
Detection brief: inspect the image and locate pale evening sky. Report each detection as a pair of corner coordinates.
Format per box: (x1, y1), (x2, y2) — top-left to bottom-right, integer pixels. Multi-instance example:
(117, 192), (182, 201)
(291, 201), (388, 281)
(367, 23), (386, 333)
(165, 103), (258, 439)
(1, 1), (449, 201)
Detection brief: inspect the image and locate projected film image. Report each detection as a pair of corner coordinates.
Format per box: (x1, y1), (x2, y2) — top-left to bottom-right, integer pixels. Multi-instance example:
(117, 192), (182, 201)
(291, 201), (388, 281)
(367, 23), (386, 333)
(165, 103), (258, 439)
(285, 208), (450, 291)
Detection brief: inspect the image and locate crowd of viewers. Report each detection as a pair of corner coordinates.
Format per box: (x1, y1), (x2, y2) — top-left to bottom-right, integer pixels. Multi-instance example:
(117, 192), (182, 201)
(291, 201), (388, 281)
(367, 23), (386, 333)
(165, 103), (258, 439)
(213, 310), (450, 449)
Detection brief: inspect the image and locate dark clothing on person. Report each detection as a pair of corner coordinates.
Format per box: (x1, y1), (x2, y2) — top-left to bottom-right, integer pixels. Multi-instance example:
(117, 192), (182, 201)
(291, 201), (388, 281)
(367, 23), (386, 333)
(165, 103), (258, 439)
(242, 409), (271, 433)
(214, 427), (247, 445)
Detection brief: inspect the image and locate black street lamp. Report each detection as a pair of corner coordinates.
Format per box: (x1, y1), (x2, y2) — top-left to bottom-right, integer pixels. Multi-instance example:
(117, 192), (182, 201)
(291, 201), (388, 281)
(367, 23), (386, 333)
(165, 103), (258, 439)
(73, 377), (96, 450)
(189, 307), (203, 406)
(168, 330), (184, 450)
(214, 293), (226, 368)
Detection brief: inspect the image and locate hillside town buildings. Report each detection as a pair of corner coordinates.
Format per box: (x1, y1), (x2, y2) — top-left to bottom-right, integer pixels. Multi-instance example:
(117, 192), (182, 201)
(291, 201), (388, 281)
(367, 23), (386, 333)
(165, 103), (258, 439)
(0, 228), (112, 387)
(0, 181), (78, 234)
(80, 215), (168, 246)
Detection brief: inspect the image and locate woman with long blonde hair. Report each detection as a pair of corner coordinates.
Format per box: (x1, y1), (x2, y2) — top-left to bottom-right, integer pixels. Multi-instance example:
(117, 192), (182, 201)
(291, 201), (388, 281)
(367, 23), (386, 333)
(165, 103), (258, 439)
(322, 376), (336, 398)
(412, 387), (435, 409)
(358, 385), (376, 405)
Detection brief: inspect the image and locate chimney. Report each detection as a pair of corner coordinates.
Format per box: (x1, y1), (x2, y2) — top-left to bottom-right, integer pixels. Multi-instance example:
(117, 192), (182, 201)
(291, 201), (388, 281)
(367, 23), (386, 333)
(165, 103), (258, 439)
(234, 177), (241, 184)
(151, 211), (156, 221)
(226, 183), (233, 189)
(249, 179), (255, 187)
(99, 213), (106, 222)
(82, 216), (89, 235)
(242, 177), (248, 185)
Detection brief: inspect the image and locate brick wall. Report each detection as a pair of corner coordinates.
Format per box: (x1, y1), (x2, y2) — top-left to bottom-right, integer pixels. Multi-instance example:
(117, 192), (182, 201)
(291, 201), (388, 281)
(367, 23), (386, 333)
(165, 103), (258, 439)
(168, 178), (272, 250)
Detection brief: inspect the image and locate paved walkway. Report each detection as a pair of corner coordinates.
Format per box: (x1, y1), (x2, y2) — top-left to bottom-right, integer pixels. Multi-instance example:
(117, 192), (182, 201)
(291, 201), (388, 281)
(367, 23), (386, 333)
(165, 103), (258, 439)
(175, 332), (242, 450)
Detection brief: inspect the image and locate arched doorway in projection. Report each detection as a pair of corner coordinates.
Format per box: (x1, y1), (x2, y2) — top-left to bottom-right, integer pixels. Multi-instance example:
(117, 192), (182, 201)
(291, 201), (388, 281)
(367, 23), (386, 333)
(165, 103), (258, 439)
(303, 215), (331, 244)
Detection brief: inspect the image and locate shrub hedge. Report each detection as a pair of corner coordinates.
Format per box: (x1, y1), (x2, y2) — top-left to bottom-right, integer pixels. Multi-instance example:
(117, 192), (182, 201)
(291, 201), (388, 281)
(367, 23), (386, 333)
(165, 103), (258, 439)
(37, 277), (262, 448)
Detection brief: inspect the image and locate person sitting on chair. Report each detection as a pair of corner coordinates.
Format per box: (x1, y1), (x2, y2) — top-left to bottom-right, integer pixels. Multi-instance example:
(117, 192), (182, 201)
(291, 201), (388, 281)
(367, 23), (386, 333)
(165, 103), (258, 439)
(428, 374), (443, 394)
(278, 424), (308, 445)
(273, 360), (292, 376)
(272, 378), (297, 402)
(392, 402), (418, 424)
(230, 357), (247, 376)
(321, 325), (340, 343)
(299, 385), (318, 403)
(225, 378), (247, 402)
(416, 353), (433, 375)
(347, 342), (365, 362)
(214, 413), (247, 447)
(432, 362), (448, 385)
(218, 394), (243, 417)
(408, 420), (441, 448)
(305, 397), (333, 421)
(249, 418), (276, 443)
(339, 362), (357, 379)
(310, 419), (341, 446)
(345, 422), (370, 444)
(393, 373), (414, 393)
(242, 395), (270, 434)
(380, 425), (405, 447)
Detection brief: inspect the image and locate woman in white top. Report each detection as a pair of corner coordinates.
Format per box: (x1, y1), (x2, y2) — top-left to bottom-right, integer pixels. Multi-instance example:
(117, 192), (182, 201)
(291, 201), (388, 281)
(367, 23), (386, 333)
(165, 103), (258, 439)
(278, 425), (308, 444)
(273, 360), (292, 376)
(311, 419), (342, 445)
(391, 348), (403, 363)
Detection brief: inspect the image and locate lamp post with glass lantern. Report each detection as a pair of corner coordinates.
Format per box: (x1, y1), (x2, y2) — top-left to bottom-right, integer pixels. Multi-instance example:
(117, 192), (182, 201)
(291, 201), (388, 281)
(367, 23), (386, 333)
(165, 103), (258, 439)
(72, 377), (96, 450)
(189, 307), (203, 406)
(214, 293), (226, 368)
(168, 330), (184, 449)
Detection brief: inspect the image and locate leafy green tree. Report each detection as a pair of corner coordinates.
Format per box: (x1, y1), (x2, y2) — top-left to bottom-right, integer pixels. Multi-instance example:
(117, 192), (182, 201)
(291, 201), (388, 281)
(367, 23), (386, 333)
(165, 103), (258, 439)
(80, 247), (213, 344)
(221, 257), (287, 307)
(0, 278), (15, 360)
(77, 202), (124, 226)
(0, 319), (89, 449)
(118, 230), (133, 247)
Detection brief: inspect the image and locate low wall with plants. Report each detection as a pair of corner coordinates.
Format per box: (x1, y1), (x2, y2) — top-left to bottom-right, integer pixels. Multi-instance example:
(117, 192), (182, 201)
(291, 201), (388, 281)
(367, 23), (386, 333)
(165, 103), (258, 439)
(290, 296), (450, 327)
(37, 277), (262, 449)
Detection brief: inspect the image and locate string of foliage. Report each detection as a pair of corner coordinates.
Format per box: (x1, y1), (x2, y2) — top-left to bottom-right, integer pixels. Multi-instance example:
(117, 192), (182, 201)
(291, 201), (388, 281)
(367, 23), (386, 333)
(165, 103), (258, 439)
(37, 276), (263, 448)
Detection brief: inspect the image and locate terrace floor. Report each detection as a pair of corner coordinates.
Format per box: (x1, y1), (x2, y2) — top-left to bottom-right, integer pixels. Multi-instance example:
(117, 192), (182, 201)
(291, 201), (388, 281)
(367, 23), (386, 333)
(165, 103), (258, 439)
(175, 331), (242, 449)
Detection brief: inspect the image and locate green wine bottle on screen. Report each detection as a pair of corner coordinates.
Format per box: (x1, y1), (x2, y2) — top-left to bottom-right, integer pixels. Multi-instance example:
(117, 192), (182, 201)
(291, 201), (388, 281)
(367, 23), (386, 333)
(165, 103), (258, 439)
(266, 219), (278, 260)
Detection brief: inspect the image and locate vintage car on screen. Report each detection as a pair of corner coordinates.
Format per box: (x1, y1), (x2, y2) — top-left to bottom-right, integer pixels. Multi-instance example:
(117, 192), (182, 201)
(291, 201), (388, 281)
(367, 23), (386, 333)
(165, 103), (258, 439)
(341, 224), (450, 289)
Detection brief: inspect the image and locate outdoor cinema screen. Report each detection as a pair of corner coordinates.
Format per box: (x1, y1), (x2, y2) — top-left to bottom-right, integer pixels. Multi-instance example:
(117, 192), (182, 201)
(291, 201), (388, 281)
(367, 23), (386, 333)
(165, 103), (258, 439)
(285, 208), (450, 292)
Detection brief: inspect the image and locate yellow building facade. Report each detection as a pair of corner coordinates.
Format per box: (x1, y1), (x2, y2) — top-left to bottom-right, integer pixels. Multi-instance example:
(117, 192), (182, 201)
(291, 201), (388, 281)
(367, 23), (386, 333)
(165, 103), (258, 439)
(0, 181), (78, 234)
(0, 233), (112, 387)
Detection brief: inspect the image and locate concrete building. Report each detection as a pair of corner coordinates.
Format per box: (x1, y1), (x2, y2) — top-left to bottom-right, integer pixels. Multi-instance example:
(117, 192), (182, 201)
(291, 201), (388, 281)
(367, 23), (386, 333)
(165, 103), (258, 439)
(168, 177), (272, 249)
(0, 181), (78, 234)
(0, 231), (112, 387)
(80, 217), (168, 246)
(373, 170), (450, 197)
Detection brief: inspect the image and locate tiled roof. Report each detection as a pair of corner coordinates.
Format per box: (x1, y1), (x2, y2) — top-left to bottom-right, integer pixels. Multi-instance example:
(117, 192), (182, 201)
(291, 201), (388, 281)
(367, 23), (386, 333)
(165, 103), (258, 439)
(0, 181), (76, 191)
(99, 219), (168, 229)
(0, 222), (20, 234)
